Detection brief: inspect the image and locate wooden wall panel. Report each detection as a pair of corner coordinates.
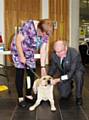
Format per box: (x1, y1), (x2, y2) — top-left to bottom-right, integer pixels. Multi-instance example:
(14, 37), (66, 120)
(4, 0), (69, 62)
(5, 0), (41, 49)
(17, 0), (41, 26)
(5, 0), (41, 62)
(49, 0), (69, 55)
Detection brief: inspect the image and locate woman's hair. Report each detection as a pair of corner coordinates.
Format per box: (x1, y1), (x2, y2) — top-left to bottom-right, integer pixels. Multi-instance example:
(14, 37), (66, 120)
(37, 19), (54, 34)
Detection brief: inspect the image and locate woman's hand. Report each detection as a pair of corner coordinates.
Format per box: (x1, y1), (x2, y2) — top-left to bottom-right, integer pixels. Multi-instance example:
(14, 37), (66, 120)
(16, 33), (26, 64)
(41, 67), (47, 77)
(20, 56), (26, 64)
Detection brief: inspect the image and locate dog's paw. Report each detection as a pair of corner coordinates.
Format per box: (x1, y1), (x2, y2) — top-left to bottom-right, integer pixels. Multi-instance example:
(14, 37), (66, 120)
(51, 106), (56, 111)
(29, 106), (35, 111)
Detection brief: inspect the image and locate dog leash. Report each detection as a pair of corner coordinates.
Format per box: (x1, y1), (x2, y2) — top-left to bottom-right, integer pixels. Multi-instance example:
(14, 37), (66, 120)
(25, 64), (40, 79)
(25, 64), (40, 89)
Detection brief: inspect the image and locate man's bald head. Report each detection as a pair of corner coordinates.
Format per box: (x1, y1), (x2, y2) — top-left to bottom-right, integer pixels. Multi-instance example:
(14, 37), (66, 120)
(53, 40), (68, 58)
(54, 40), (67, 52)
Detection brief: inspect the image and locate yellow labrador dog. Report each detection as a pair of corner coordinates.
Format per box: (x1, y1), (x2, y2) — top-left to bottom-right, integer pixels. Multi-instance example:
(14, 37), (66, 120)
(29, 75), (56, 111)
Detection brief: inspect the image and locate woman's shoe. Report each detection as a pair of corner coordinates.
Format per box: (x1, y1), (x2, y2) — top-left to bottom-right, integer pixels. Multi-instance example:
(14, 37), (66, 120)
(25, 96), (33, 103)
(18, 100), (27, 108)
(26, 95), (33, 100)
(25, 95), (36, 105)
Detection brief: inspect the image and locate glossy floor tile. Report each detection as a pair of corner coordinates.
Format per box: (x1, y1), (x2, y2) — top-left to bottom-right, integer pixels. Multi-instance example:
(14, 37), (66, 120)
(0, 65), (89, 120)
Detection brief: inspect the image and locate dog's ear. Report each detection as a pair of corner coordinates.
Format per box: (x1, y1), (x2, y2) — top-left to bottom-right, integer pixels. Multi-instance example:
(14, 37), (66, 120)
(35, 78), (41, 87)
(33, 78), (41, 94)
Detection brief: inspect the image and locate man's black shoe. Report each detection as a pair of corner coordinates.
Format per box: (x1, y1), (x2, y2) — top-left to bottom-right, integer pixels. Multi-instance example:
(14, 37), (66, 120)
(18, 100), (27, 108)
(76, 98), (83, 105)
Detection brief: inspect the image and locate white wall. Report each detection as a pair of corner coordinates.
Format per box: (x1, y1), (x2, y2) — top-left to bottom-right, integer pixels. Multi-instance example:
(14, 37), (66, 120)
(41, 0), (49, 64)
(0, 0), (5, 41)
(41, 0), (49, 19)
(69, 0), (80, 50)
(0, 0), (4, 64)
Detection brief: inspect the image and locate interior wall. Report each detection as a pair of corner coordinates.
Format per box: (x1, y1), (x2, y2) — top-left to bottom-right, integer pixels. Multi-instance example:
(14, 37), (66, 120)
(5, 0), (41, 49)
(0, 0), (4, 41)
(4, 0), (41, 63)
(49, 0), (69, 55)
(41, 0), (49, 19)
(69, 0), (79, 50)
(4, 0), (69, 62)
(5, 0), (69, 48)
(0, 0), (4, 64)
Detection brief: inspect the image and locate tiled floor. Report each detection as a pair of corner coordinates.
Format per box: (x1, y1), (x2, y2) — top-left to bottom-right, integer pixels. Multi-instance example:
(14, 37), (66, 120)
(0, 65), (89, 120)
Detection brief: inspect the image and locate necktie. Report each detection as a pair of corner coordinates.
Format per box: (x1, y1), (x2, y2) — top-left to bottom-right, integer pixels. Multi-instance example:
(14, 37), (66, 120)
(60, 58), (65, 70)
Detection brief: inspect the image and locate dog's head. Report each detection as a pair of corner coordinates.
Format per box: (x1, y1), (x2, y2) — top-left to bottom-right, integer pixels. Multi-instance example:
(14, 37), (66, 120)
(40, 75), (53, 86)
(33, 75), (53, 94)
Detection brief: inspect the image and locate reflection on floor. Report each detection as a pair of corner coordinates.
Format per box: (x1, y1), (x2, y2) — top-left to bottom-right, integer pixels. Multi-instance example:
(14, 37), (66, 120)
(0, 65), (89, 120)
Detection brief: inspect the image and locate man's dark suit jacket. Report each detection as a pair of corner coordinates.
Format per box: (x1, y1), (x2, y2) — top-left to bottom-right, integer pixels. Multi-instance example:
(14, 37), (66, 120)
(48, 47), (85, 80)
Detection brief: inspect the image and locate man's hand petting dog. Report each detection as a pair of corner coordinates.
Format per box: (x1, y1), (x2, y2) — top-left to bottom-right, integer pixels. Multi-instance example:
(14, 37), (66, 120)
(51, 78), (61, 85)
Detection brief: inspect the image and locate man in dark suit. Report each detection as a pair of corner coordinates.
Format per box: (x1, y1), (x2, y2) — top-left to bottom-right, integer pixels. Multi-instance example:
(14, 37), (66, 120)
(48, 40), (85, 105)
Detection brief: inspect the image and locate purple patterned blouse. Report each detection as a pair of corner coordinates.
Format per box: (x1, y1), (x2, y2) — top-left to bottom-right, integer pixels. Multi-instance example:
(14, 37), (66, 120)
(11, 20), (49, 68)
